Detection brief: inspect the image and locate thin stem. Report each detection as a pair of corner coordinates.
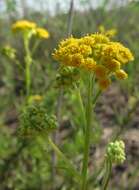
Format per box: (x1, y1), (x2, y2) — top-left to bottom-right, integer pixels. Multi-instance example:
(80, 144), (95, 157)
(51, 89), (63, 178)
(92, 89), (101, 106)
(24, 36), (32, 98)
(15, 59), (25, 71)
(51, 89), (63, 188)
(75, 85), (86, 132)
(88, 160), (105, 186)
(31, 39), (41, 57)
(48, 137), (81, 183)
(102, 159), (112, 190)
(81, 74), (93, 190)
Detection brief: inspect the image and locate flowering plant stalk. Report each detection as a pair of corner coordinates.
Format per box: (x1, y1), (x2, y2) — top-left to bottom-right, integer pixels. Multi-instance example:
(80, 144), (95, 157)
(18, 31), (133, 189)
(102, 158), (112, 190)
(11, 20), (50, 98)
(51, 33), (133, 189)
(81, 73), (94, 190)
(23, 34), (32, 97)
(47, 136), (81, 183)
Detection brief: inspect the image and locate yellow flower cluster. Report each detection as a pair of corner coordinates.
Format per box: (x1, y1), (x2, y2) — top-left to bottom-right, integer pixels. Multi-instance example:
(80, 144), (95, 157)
(12, 20), (36, 32)
(53, 33), (134, 90)
(36, 27), (50, 39)
(12, 20), (50, 39)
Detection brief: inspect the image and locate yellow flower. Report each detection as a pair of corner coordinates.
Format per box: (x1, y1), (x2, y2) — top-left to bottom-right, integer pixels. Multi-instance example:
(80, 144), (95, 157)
(52, 37), (82, 67)
(12, 20), (36, 32)
(79, 36), (95, 47)
(115, 69), (128, 80)
(95, 65), (108, 79)
(71, 53), (85, 67)
(104, 59), (121, 72)
(118, 47), (134, 64)
(35, 27), (50, 39)
(67, 43), (80, 54)
(83, 58), (96, 71)
(91, 33), (110, 44)
(103, 42), (134, 64)
(79, 44), (92, 56)
(60, 37), (78, 47)
(62, 55), (72, 66)
(98, 78), (111, 90)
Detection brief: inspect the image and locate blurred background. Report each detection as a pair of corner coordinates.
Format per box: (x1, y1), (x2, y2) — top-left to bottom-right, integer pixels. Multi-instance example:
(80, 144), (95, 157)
(0, 0), (139, 190)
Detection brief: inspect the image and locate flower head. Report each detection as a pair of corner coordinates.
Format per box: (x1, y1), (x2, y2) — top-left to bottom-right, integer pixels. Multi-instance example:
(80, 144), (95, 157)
(35, 27), (50, 39)
(91, 33), (110, 44)
(115, 69), (128, 80)
(106, 140), (126, 164)
(102, 42), (134, 64)
(103, 59), (120, 72)
(12, 20), (36, 32)
(83, 58), (96, 71)
(53, 33), (134, 90)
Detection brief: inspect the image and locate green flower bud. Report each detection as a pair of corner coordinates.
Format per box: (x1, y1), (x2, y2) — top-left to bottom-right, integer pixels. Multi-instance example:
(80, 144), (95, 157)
(1, 45), (16, 60)
(28, 95), (43, 104)
(106, 140), (126, 164)
(55, 66), (80, 88)
(19, 104), (57, 137)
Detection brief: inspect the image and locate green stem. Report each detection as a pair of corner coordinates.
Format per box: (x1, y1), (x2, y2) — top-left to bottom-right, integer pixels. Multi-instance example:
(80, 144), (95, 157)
(92, 89), (101, 106)
(31, 39), (41, 57)
(102, 159), (112, 190)
(48, 136), (81, 183)
(75, 85), (86, 132)
(24, 36), (32, 98)
(88, 160), (105, 186)
(81, 74), (93, 190)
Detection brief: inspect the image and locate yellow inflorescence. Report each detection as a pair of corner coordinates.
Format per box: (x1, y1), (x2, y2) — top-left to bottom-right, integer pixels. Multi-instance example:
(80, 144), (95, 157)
(12, 20), (50, 40)
(53, 33), (134, 90)
(12, 20), (36, 32)
(115, 69), (128, 80)
(35, 27), (50, 39)
(102, 42), (134, 64)
(84, 58), (96, 71)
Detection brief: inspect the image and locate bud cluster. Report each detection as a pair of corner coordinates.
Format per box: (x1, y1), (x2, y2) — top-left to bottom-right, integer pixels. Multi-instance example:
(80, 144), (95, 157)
(106, 140), (126, 164)
(19, 104), (57, 137)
